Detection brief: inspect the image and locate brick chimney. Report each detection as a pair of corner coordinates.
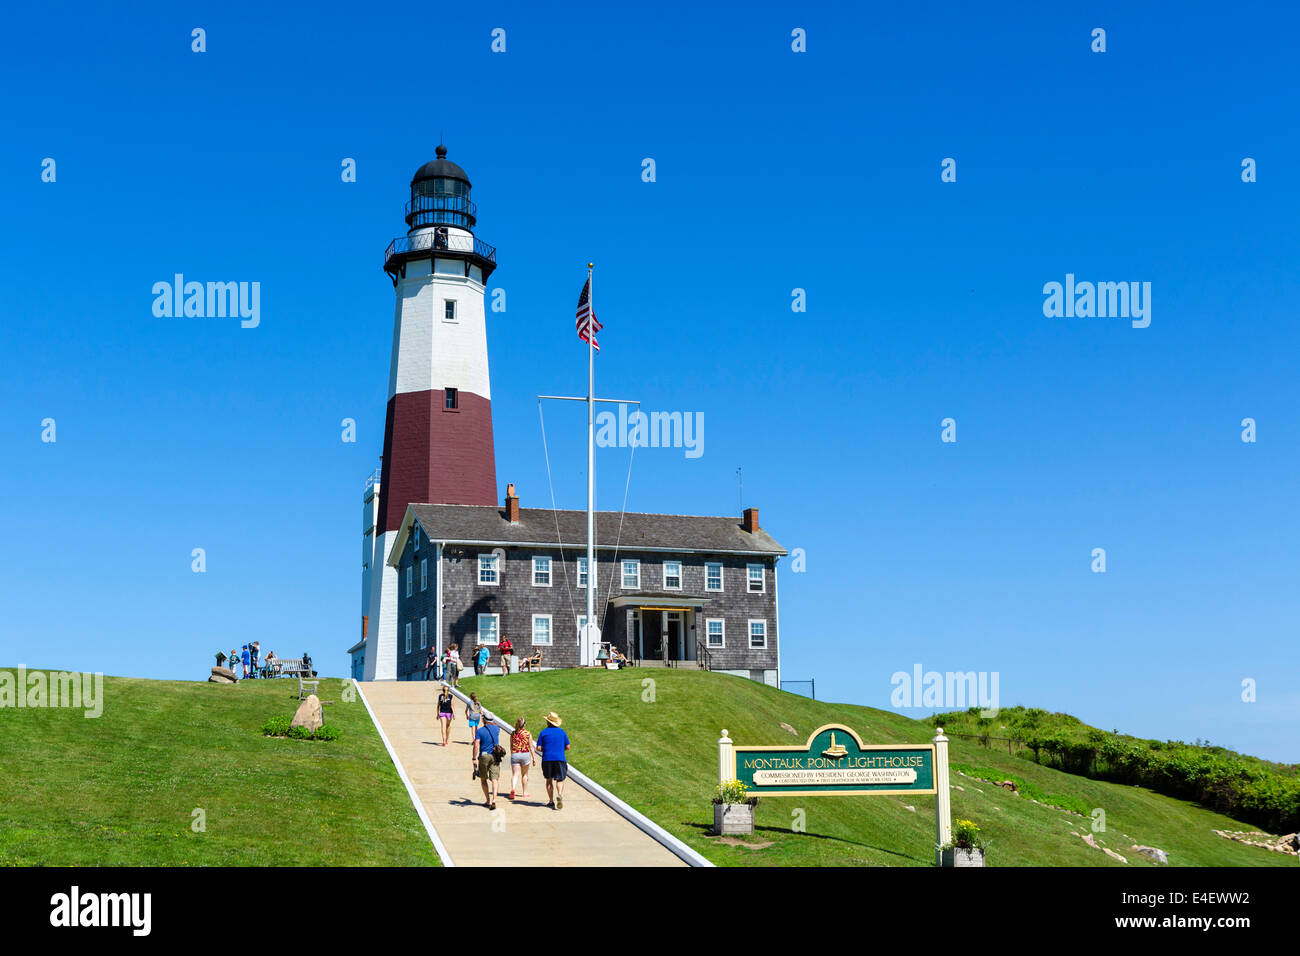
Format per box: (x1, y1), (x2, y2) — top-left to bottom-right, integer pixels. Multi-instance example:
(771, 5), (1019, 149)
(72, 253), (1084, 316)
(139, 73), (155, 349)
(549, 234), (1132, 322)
(505, 483), (520, 523)
(742, 507), (759, 533)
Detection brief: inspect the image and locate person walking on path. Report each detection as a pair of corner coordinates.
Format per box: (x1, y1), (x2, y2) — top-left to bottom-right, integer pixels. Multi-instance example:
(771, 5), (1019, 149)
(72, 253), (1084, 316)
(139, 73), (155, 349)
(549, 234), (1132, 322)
(508, 716), (533, 800)
(498, 636), (514, 675)
(472, 710), (503, 810)
(535, 712), (571, 810)
(474, 642), (490, 676)
(424, 643), (439, 681)
(465, 693), (483, 742)
(436, 683), (456, 747)
(444, 644), (461, 687)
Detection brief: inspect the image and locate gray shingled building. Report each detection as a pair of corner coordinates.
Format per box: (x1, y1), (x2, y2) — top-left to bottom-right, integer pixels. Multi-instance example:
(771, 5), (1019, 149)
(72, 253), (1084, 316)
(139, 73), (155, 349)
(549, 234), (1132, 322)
(385, 485), (786, 684)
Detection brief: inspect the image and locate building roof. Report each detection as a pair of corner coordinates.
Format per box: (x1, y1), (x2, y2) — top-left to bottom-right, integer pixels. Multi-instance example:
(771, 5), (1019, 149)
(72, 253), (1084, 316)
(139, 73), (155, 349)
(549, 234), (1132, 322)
(412, 145), (470, 185)
(388, 503), (786, 566)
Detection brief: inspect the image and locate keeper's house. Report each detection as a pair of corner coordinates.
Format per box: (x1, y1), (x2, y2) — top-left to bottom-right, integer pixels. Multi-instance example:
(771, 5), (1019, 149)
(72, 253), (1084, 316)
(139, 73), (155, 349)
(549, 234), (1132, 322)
(386, 485), (786, 683)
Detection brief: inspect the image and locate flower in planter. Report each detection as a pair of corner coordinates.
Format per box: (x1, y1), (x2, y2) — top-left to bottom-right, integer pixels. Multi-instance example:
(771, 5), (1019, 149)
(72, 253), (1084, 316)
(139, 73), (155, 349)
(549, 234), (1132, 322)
(714, 778), (752, 805)
(948, 819), (988, 851)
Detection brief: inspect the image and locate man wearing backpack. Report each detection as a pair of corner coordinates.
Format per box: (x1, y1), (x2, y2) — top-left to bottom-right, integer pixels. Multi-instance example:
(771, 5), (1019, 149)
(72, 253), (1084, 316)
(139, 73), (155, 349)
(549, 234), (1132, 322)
(471, 710), (503, 810)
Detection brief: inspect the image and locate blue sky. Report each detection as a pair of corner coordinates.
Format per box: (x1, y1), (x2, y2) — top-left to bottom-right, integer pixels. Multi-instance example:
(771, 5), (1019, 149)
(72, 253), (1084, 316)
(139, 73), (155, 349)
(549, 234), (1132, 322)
(2, 1), (1297, 761)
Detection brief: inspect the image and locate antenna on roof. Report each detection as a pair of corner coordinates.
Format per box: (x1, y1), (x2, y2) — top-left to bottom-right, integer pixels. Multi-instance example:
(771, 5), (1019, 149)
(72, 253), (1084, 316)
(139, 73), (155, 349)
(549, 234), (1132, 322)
(736, 467), (743, 514)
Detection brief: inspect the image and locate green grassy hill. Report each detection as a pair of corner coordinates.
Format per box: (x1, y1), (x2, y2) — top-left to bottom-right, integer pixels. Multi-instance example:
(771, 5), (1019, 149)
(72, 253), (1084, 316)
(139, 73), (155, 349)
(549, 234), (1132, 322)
(461, 668), (1295, 867)
(0, 672), (438, 866)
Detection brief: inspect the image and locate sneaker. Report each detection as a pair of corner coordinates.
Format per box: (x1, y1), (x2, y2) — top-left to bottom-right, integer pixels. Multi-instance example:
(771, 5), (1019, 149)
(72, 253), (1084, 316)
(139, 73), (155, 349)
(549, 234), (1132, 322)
(556, 796), (563, 810)
(490, 802), (497, 811)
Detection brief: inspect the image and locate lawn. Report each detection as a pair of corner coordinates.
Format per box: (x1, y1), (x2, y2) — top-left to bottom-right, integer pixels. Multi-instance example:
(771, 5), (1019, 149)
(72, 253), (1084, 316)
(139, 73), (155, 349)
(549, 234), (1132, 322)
(460, 668), (1294, 867)
(0, 671), (438, 866)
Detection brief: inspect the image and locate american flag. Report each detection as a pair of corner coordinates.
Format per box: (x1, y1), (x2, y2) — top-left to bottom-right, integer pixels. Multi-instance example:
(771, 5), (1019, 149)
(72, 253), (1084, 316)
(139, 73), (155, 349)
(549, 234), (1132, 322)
(575, 276), (602, 351)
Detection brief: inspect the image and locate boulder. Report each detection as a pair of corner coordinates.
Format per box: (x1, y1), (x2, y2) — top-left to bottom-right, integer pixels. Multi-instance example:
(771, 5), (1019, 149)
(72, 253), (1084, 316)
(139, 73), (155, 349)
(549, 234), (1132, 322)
(1103, 847), (1128, 864)
(210, 666), (238, 682)
(998, 780), (1018, 792)
(1132, 845), (1169, 864)
(290, 694), (323, 731)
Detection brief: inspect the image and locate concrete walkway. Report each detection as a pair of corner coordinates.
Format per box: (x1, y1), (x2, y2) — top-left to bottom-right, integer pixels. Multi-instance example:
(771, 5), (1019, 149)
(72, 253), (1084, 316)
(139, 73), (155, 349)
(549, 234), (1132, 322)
(360, 681), (685, 867)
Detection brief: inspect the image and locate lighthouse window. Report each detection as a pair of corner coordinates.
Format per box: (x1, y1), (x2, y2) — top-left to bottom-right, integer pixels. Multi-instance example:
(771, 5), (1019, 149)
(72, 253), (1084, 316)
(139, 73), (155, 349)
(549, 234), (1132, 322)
(445, 388), (458, 410)
(444, 299), (457, 322)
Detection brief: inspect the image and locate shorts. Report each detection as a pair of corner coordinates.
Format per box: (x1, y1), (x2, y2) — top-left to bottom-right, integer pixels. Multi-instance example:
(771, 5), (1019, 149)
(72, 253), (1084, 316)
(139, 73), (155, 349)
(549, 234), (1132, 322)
(510, 752), (531, 766)
(541, 760), (568, 782)
(477, 754), (501, 781)
(467, 718), (480, 729)
(438, 711), (453, 721)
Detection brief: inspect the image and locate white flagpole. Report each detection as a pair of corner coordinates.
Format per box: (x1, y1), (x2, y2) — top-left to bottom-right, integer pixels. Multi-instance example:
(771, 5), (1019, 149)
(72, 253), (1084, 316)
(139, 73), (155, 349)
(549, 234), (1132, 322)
(585, 262), (597, 666)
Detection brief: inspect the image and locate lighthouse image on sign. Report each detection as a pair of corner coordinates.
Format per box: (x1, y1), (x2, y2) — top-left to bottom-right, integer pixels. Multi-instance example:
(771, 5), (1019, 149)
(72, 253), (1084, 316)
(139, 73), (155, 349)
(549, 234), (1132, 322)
(358, 146), (499, 681)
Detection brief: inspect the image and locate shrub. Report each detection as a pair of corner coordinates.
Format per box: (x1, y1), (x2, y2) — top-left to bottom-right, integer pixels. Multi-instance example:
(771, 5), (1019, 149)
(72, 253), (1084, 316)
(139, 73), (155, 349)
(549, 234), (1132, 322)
(261, 714), (291, 736)
(287, 725), (314, 740)
(314, 724), (340, 741)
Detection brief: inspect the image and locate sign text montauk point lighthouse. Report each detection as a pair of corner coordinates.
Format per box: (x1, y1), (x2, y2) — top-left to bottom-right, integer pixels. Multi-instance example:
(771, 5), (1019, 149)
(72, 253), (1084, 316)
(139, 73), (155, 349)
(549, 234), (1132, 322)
(359, 146), (499, 681)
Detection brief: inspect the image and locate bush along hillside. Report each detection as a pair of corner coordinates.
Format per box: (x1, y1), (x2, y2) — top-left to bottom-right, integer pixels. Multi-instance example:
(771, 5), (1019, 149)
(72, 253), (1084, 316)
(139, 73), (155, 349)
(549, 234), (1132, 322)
(929, 706), (1300, 834)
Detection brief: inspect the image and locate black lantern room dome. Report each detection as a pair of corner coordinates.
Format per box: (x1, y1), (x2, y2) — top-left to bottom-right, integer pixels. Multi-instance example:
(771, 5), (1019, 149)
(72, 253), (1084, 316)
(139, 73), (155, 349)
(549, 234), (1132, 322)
(407, 145), (476, 230)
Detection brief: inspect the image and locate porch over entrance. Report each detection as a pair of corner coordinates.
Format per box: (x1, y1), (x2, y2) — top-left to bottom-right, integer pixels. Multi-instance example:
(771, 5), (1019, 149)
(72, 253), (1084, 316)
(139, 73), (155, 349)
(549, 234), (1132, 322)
(607, 594), (712, 669)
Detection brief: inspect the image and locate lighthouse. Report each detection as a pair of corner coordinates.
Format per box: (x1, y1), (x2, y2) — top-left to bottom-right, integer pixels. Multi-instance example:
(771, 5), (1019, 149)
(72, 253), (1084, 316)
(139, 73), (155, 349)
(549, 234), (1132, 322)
(360, 147), (499, 681)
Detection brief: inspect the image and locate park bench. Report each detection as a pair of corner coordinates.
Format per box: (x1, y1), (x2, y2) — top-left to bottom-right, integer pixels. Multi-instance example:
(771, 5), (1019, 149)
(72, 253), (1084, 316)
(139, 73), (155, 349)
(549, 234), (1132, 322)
(297, 674), (320, 700)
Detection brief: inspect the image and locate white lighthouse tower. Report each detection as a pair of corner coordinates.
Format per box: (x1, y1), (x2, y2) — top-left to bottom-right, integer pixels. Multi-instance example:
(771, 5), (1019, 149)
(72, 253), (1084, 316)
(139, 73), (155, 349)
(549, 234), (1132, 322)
(360, 147), (499, 680)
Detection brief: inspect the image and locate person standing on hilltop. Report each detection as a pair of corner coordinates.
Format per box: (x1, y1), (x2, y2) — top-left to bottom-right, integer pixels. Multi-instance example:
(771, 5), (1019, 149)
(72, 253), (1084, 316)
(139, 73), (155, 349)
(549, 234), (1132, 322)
(249, 641), (260, 679)
(240, 645), (251, 680)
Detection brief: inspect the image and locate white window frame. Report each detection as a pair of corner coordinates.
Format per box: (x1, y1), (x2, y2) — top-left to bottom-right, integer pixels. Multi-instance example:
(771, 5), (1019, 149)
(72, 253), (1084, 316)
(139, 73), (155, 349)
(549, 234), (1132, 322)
(420, 557), (428, 592)
(405, 564), (413, 597)
(444, 299), (457, 322)
(577, 557), (589, 588)
(477, 614), (500, 646)
(420, 616), (428, 649)
(532, 613), (553, 646)
(404, 622), (412, 654)
(532, 555), (552, 587)
(478, 553), (499, 586)
(705, 618), (726, 649)
(747, 563), (765, 594)
(748, 619), (767, 649)
(705, 562), (724, 592)
(621, 558), (640, 590)
(663, 560), (682, 590)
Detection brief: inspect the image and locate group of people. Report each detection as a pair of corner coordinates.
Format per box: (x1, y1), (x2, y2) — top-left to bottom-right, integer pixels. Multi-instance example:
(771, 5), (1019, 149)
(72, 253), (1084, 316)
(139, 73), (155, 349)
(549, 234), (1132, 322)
(434, 683), (571, 812)
(423, 637), (521, 685)
(217, 643), (278, 680)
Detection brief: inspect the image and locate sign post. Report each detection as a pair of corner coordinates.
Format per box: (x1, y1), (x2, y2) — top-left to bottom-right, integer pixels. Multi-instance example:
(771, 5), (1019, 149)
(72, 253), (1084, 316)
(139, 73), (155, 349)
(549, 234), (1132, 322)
(932, 726), (952, 866)
(723, 723), (952, 864)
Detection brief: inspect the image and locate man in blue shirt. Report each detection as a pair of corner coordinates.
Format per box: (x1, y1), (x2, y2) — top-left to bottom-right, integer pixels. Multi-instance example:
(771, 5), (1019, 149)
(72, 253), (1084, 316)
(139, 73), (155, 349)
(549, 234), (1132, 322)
(240, 645), (251, 680)
(534, 712), (571, 810)
(472, 710), (502, 809)
(475, 643), (490, 676)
